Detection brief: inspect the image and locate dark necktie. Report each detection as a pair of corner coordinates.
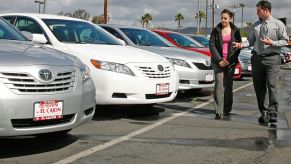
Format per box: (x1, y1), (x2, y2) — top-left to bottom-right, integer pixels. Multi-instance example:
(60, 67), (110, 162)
(258, 21), (267, 53)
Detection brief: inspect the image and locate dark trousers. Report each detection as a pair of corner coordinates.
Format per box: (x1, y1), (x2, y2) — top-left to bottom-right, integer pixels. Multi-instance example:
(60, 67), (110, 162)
(251, 54), (280, 114)
(213, 64), (235, 114)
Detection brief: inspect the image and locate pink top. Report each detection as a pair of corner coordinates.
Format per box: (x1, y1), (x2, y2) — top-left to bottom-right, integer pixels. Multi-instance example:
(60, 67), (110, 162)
(222, 33), (231, 60)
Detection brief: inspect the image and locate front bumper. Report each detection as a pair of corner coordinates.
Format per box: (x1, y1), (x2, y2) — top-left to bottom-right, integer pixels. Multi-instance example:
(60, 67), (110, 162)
(0, 67), (96, 136)
(91, 63), (179, 105)
(176, 65), (214, 90)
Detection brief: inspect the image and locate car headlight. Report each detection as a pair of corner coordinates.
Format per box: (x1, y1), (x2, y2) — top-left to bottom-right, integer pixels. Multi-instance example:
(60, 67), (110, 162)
(90, 59), (135, 76)
(80, 64), (91, 83)
(166, 57), (191, 68)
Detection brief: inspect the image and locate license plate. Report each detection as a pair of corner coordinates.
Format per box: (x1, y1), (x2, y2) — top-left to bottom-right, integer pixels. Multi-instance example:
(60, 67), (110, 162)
(248, 65), (252, 71)
(234, 68), (240, 75)
(205, 74), (214, 81)
(156, 83), (169, 95)
(34, 100), (63, 121)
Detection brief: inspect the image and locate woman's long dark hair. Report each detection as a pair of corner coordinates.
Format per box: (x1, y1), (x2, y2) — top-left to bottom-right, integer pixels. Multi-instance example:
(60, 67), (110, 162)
(221, 9), (234, 18)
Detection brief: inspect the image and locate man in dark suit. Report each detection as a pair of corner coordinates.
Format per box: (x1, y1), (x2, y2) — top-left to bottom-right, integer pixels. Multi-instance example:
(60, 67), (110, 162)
(233, 1), (289, 125)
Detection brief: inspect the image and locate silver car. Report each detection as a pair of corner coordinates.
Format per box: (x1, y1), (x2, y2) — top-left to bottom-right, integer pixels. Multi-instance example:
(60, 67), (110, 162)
(100, 25), (214, 90)
(0, 18), (96, 136)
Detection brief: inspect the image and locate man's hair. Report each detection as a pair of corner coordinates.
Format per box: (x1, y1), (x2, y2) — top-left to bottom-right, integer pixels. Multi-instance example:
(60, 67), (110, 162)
(256, 1), (272, 12)
(221, 9), (234, 18)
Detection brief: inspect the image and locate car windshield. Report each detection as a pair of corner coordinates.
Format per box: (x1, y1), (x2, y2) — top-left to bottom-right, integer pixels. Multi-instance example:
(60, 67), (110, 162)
(167, 33), (204, 48)
(43, 19), (121, 45)
(120, 28), (174, 47)
(0, 18), (27, 41)
(190, 35), (209, 47)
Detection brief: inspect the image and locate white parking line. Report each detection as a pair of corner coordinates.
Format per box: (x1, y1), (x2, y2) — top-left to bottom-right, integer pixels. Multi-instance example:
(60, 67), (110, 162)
(54, 82), (253, 164)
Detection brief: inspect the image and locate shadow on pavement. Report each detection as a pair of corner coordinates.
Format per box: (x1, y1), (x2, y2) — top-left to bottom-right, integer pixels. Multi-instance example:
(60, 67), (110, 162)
(92, 105), (165, 121)
(0, 134), (77, 159)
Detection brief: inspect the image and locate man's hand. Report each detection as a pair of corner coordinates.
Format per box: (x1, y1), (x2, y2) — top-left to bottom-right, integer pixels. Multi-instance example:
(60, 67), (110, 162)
(260, 37), (273, 45)
(232, 42), (243, 49)
(219, 60), (229, 68)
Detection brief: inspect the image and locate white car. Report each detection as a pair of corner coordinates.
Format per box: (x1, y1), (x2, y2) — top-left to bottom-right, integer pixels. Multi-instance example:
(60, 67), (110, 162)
(1, 13), (179, 105)
(100, 25), (214, 90)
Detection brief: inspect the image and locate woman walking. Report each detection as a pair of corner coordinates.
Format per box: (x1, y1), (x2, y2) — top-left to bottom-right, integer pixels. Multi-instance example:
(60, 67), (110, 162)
(209, 9), (242, 119)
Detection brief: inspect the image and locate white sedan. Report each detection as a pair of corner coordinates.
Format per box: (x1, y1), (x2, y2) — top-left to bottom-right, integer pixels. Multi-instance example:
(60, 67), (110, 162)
(1, 13), (179, 105)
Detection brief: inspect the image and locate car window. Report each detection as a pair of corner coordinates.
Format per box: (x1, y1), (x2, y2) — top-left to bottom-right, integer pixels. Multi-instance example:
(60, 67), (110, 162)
(167, 33), (201, 47)
(191, 36), (209, 47)
(0, 18), (27, 41)
(43, 19), (121, 45)
(14, 17), (44, 34)
(120, 28), (172, 47)
(102, 27), (124, 40)
(2, 16), (16, 25)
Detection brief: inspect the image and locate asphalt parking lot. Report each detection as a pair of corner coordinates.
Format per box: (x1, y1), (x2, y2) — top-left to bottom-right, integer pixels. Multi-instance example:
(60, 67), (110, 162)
(1, 63), (291, 164)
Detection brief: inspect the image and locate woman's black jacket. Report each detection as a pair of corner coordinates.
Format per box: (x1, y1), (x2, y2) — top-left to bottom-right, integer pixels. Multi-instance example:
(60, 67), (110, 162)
(209, 22), (242, 67)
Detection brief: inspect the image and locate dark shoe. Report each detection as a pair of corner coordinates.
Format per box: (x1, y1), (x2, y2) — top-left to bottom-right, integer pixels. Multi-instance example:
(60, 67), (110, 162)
(269, 112), (277, 123)
(258, 111), (269, 124)
(223, 112), (230, 116)
(215, 114), (222, 120)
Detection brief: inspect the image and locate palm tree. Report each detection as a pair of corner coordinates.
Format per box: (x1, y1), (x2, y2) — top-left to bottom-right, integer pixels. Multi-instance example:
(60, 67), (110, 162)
(175, 13), (184, 32)
(195, 11), (206, 34)
(141, 13), (153, 29)
(140, 16), (146, 28)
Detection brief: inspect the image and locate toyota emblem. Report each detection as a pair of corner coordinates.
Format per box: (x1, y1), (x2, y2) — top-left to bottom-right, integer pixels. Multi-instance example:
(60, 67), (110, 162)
(157, 65), (164, 72)
(39, 69), (52, 81)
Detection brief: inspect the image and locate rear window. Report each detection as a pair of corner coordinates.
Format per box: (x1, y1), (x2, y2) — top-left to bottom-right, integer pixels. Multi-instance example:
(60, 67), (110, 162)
(120, 28), (172, 47)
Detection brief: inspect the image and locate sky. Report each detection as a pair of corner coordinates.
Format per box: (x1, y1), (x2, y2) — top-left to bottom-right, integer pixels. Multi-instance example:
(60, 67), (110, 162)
(0, 0), (290, 29)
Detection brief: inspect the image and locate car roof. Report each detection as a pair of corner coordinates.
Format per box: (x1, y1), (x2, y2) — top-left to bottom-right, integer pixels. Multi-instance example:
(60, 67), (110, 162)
(151, 29), (177, 34)
(0, 13), (87, 22)
(99, 24), (146, 30)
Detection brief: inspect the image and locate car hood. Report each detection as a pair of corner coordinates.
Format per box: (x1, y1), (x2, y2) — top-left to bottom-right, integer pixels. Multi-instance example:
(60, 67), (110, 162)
(0, 40), (81, 67)
(137, 46), (210, 63)
(64, 44), (169, 64)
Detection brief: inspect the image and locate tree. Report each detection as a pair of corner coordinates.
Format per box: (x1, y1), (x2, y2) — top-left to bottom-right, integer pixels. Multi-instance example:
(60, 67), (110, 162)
(195, 11), (206, 34)
(141, 13), (153, 29)
(175, 13), (184, 32)
(92, 15), (106, 24)
(246, 22), (253, 29)
(59, 9), (90, 21)
(140, 16), (146, 28)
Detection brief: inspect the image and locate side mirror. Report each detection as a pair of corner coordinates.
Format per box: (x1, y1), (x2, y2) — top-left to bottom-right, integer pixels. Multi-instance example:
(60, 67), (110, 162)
(32, 34), (48, 44)
(21, 31), (33, 41)
(117, 38), (126, 46)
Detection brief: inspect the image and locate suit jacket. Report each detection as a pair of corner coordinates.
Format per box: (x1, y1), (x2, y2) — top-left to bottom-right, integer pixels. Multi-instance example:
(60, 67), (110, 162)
(209, 22), (242, 68)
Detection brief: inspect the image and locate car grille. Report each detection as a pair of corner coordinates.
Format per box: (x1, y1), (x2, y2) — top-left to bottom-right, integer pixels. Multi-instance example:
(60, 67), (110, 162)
(11, 114), (75, 128)
(0, 71), (75, 94)
(193, 63), (213, 70)
(137, 65), (171, 79)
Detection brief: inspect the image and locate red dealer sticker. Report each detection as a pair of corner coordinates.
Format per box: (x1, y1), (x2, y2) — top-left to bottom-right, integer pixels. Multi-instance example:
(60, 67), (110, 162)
(156, 83), (169, 95)
(33, 100), (63, 121)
